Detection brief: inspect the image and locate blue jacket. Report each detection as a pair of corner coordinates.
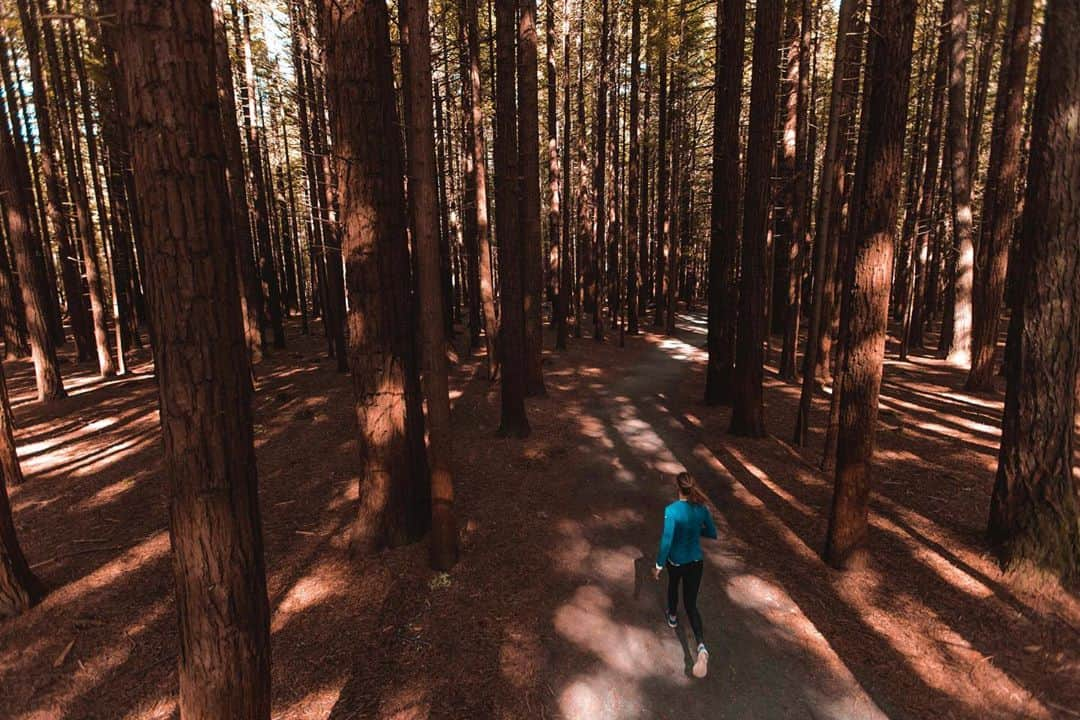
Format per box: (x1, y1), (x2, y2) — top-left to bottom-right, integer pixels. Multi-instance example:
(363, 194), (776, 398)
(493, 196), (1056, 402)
(656, 500), (717, 568)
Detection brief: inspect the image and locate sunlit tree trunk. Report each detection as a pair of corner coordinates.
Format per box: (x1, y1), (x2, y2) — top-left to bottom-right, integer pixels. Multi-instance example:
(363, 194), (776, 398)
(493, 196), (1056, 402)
(944, 0), (975, 367)
(966, 0), (1034, 391)
(794, 0), (860, 442)
(652, 0), (669, 329)
(824, 0), (917, 569)
(987, 0), (1080, 578)
(322, 0), (431, 551)
(626, 0), (642, 336)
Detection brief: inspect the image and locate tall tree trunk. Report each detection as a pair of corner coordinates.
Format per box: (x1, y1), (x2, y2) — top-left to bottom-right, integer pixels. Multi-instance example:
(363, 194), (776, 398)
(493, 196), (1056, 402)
(903, 2), (949, 355)
(730, 0), (783, 437)
(705, 0), (745, 406)
(63, 15), (120, 376)
(775, 0), (804, 380)
(460, 0), (499, 377)
(0, 80), (65, 402)
(945, 0), (975, 366)
(0, 357), (43, 618)
(626, 0), (642, 336)
(0, 36), (33, 359)
(495, 0), (531, 436)
(967, 0), (1003, 181)
(17, 0), (94, 361)
(966, 0), (1034, 391)
(793, 0), (860, 442)
(238, 3), (285, 350)
(519, 0), (546, 391)
(556, 0), (574, 349)
(114, 1), (272, 715)
(663, 0), (685, 337)
(401, 0), (459, 570)
(323, 0), (431, 551)
(591, 0), (611, 341)
(823, 0), (917, 568)
(652, 0), (669, 329)
(573, 0), (588, 339)
(988, 0), (1080, 577)
(213, 0), (264, 364)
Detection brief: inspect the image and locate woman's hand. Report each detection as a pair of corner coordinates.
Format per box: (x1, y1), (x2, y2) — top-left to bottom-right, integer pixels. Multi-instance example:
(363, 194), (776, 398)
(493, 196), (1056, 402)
(653, 565), (662, 580)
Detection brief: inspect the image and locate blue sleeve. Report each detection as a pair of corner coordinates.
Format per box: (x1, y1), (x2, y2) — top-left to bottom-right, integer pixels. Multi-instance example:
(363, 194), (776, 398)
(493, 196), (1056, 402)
(656, 507), (675, 569)
(701, 508), (718, 540)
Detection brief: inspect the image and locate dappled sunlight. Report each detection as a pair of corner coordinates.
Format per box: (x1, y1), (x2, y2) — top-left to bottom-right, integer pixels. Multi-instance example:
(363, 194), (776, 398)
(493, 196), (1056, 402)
(36, 531), (169, 608)
(120, 696), (177, 720)
(275, 683), (347, 720)
(272, 560), (352, 634)
(554, 585), (687, 681)
(15, 599), (171, 720)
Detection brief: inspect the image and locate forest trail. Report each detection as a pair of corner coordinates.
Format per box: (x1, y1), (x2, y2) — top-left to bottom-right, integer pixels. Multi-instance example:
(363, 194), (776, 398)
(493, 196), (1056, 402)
(538, 316), (887, 719)
(1, 316), (1076, 720)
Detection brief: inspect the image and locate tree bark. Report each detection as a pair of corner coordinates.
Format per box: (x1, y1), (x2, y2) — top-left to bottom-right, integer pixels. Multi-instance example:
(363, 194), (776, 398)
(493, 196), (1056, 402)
(401, 0), (459, 570)
(823, 0), (916, 569)
(495, 0), (531, 436)
(322, 0), (431, 551)
(460, 0), (499, 377)
(626, 0), (642, 336)
(966, 0), (1033, 391)
(0, 357), (43, 618)
(114, 1), (272, 714)
(794, 0), (860, 442)
(730, 0), (783, 437)
(987, 0), (1080, 578)
(705, 0), (747, 406)
(517, 0), (546, 392)
(213, 0), (264, 364)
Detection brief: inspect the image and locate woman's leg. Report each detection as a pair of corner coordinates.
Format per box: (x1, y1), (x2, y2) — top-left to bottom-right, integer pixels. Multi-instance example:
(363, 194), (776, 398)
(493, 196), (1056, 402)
(683, 561), (704, 646)
(666, 563), (681, 616)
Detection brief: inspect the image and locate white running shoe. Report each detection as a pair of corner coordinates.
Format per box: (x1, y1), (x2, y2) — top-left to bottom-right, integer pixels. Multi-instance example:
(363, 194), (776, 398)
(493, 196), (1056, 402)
(693, 644), (709, 678)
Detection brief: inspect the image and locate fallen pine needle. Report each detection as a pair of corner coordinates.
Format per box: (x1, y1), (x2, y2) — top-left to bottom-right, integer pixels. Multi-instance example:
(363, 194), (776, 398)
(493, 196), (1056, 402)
(53, 639), (75, 668)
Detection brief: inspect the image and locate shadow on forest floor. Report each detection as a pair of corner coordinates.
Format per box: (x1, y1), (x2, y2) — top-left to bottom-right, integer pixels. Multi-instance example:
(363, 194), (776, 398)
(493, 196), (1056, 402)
(0, 315), (1077, 720)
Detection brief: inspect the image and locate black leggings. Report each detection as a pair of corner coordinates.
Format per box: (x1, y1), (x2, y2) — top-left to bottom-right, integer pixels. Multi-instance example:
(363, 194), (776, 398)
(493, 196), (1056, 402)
(667, 560), (704, 646)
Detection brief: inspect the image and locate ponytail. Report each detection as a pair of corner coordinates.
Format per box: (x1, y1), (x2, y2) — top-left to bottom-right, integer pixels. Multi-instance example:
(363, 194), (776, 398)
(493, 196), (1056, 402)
(676, 472), (709, 506)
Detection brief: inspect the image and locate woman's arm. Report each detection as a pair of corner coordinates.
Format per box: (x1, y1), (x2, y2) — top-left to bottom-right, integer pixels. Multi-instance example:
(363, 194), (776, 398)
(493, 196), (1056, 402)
(701, 509), (718, 540)
(656, 507), (675, 569)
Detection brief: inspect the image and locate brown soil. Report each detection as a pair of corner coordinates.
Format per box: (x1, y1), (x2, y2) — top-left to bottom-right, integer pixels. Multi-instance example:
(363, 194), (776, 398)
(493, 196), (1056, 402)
(0, 316), (1077, 719)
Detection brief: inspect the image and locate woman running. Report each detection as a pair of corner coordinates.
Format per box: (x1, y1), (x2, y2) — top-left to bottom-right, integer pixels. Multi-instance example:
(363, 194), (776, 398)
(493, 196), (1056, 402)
(653, 472), (717, 678)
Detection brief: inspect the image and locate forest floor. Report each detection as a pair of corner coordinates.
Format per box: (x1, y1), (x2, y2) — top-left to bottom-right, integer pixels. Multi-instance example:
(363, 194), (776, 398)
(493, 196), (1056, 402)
(1, 313), (1078, 720)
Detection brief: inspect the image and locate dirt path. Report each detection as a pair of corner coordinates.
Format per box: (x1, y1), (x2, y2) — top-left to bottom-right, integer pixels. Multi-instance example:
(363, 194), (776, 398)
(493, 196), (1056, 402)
(0, 316), (1076, 720)
(536, 324), (887, 719)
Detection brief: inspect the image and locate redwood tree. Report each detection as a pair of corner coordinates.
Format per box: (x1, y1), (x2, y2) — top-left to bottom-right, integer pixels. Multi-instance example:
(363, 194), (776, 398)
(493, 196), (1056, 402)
(494, 0), (531, 437)
(0, 359), (42, 618)
(401, 0), (459, 570)
(988, 0), (1080, 578)
(519, 0), (546, 394)
(944, 0), (975, 366)
(824, 0), (917, 568)
(322, 0), (431, 551)
(730, 0), (783, 437)
(114, 0), (271, 715)
(965, 0), (1034, 391)
(0, 73), (65, 402)
(705, 0), (747, 406)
